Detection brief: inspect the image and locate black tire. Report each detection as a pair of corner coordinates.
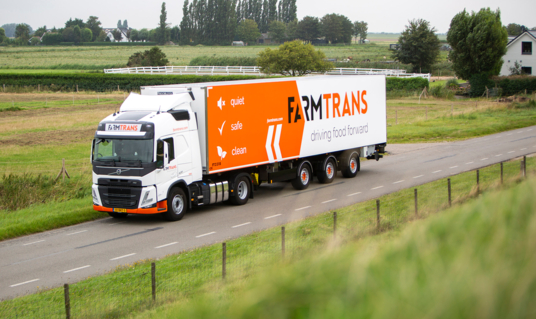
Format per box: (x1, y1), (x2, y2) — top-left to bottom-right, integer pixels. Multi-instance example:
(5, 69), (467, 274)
(164, 188), (187, 221)
(291, 163), (312, 190)
(230, 175), (250, 205)
(317, 157), (337, 184)
(108, 212), (128, 218)
(341, 151), (360, 178)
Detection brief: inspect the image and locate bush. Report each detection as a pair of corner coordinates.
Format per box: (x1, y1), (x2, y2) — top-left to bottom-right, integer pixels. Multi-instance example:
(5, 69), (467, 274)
(492, 75), (536, 96)
(127, 46), (169, 67)
(429, 85), (455, 99)
(189, 56), (257, 66)
(445, 78), (459, 89)
(386, 77), (429, 91)
(0, 73), (260, 92)
(469, 73), (495, 97)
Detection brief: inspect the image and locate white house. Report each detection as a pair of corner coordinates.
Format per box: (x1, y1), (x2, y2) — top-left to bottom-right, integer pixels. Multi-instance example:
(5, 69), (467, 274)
(103, 28), (130, 42)
(500, 30), (536, 76)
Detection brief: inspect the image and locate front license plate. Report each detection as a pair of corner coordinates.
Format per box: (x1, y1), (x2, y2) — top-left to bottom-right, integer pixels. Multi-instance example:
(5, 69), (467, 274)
(114, 208), (127, 213)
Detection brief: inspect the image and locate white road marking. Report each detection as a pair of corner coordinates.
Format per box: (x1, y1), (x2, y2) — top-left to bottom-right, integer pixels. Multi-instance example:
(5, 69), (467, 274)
(232, 222), (252, 228)
(63, 265), (90, 273)
(23, 240), (45, 246)
(295, 206), (311, 211)
(264, 214), (282, 219)
(347, 192), (362, 196)
(110, 253), (136, 261)
(508, 151), (515, 154)
(10, 279), (39, 287)
(371, 186), (384, 190)
(393, 180), (405, 184)
(196, 232), (216, 238)
(450, 166), (458, 169)
(155, 242), (178, 249)
(432, 170), (442, 174)
(413, 175), (424, 179)
(481, 158), (488, 161)
(495, 154), (503, 157)
(466, 162), (474, 164)
(66, 230), (87, 236)
(109, 222), (125, 226)
(322, 199), (337, 204)
(521, 148), (527, 150)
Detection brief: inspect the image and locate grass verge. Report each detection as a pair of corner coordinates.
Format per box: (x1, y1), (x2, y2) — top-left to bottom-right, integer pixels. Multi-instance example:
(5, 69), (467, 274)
(0, 154), (532, 318)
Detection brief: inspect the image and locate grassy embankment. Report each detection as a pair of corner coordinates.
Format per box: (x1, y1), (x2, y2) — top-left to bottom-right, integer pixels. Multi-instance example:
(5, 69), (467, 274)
(0, 92), (535, 240)
(0, 150), (533, 318)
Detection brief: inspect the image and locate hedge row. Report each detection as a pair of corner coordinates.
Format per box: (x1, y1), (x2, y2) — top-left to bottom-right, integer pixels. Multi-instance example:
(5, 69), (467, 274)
(492, 76), (536, 96)
(0, 73), (429, 92)
(58, 42), (158, 47)
(386, 77), (429, 91)
(0, 73), (259, 92)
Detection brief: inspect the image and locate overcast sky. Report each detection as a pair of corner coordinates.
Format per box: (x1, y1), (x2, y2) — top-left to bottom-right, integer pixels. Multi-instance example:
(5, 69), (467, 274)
(1, 0), (534, 33)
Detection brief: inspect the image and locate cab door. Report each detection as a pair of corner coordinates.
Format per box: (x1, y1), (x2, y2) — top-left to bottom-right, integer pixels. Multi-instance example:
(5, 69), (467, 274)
(155, 138), (177, 201)
(174, 134), (193, 183)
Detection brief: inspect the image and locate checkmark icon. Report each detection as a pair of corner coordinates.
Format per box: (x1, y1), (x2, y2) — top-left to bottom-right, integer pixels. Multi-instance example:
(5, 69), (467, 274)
(218, 121), (226, 135)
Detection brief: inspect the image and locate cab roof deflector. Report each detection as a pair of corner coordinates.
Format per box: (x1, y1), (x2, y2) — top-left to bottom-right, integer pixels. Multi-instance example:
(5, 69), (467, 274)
(119, 92), (192, 113)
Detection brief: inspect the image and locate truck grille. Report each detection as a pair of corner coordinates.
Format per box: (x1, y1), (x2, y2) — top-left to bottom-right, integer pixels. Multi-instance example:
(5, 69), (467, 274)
(98, 186), (141, 209)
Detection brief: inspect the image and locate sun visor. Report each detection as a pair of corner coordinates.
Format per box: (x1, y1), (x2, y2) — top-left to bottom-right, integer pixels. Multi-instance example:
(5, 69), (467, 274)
(119, 92), (192, 113)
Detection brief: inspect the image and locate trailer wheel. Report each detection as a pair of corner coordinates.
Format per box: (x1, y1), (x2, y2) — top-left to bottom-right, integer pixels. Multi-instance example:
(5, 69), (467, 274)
(164, 188), (187, 221)
(108, 212), (128, 219)
(317, 157), (337, 184)
(340, 151), (360, 178)
(230, 175), (250, 205)
(292, 163), (312, 190)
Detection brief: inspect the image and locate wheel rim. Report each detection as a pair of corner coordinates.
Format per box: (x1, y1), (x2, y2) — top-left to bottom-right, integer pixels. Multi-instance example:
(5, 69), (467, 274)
(349, 157), (358, 173)
(300, 167), (310, 185)
(326, 161), (335, 179)
(237, 181), (248, 200)
(172, 194), (184, 214)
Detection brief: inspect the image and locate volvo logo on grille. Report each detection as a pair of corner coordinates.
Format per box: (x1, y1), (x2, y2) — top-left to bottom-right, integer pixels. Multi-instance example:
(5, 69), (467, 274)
(116, 169), (122, 174)
(110, 169), (131, 175)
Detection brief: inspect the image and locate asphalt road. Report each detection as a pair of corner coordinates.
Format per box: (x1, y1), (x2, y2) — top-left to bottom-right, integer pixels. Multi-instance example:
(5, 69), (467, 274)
(1, 125), (536, 300)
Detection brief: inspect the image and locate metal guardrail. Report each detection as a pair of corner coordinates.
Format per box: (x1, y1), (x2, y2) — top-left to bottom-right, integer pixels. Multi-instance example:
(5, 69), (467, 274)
(103, 66), (430, 80)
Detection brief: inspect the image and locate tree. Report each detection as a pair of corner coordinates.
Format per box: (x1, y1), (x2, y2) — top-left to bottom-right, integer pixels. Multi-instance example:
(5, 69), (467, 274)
(117, 20), (122, 29)
(73, 25), (81, 43)
(268, 20), (286, 43)
(156, 2), (169, 44)
(297, 16), (320, 43)
(447, 8), (508, 80)
(237, 19), (261, 45)
(112, 29), (123, 42)
(1, 23), (18, 37)
(257, 40), (333, 76)
(123, 20), (129, 29)
(320, 14), (352, 44)
(42, 32), (63, 45)
(34, 26), (47, 38)
(62, 27), (75, 42)
(81, 28), (93, 42)
(65, 18), (85, 29)
(353, 21), (368, 43)
(127, 47), (169, 67)
(86, 16), (102, 42)
(392, 19), (440, 73)
(139, 28), (149, 42)
(170, 26), (180, 43)
(96, 30), (108, 42)
(286, 19), (298, 41)
(0, 28), (5, 43)
(30, 37), (40, 46)
(130, 29), (139, 41)
(15, 24), (31, 41)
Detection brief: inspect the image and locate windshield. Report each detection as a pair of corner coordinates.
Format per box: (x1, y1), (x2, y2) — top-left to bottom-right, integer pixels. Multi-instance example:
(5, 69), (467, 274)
(93, 139), (154, 164)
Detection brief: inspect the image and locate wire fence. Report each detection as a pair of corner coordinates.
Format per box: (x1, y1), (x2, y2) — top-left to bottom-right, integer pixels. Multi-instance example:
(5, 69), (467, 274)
(0, 153), (534, 318)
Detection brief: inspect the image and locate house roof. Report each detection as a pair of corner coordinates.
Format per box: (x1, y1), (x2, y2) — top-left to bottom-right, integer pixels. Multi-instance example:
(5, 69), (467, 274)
(507, 30), (536, 47)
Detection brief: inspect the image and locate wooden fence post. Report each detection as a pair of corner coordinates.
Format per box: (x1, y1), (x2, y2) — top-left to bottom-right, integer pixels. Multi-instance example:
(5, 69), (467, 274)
(76, 84), (79, 93)
(414, 188), (418, 216)
(448, 178), (452, 207)
(151, 262), (156, 302)
(222, 242), (226, 280)
(376, 200), (380, 231)
(64, 284), (71, 319)
(281, 227), (285, 258)
(333, 211), (337, 238)
(55, 158), (71, 182)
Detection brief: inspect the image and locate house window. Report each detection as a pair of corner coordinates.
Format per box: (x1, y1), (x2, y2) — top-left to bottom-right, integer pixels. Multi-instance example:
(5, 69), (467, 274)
(521, 67), (532, 75)
(522, 42), (532, 55)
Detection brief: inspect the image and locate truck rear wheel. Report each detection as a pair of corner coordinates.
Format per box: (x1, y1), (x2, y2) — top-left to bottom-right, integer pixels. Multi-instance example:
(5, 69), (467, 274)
(230, 175), (250, 205)
(164, 188), (187, 221)
(317, 157), (337, 184)
(292, 163), (312, 190)
(340, 151), (360, 178)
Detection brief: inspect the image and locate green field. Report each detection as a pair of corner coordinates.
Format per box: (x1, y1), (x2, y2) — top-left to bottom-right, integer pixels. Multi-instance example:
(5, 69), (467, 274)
(0, 150), (533, 318)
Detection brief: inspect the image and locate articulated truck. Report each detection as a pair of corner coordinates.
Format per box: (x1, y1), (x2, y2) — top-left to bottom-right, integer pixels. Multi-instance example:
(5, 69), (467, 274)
(91, 76), (387, 220)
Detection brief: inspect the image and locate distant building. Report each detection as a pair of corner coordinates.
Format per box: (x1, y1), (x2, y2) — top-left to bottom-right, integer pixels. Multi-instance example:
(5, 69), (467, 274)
(232, 41), (245, 46)
(103, 28), (130, 42)
(500, 30), (536, 76)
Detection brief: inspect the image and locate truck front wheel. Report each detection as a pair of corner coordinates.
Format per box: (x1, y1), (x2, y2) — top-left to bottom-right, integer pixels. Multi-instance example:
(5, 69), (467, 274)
(292, 163), (312, 190)
(230, 174), (250, 205)
(164, 188), (187, 221)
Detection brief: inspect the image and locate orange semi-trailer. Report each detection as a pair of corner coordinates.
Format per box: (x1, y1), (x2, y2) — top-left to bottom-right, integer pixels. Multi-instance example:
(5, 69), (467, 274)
(91, 76), (386, 221)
